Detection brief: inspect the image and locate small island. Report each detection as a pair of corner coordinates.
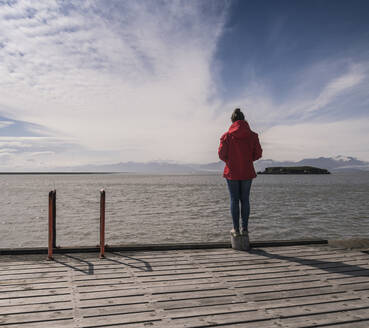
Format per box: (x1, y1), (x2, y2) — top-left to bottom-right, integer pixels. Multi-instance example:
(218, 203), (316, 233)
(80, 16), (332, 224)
(258, 166), (330, 175)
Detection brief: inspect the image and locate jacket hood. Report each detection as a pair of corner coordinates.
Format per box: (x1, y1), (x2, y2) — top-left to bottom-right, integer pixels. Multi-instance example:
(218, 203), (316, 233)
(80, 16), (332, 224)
(228, 120), (251, 139)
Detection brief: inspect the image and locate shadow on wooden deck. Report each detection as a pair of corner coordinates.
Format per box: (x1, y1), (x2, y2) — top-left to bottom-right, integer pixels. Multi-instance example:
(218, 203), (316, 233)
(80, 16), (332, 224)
(105, 252), (153, 272)
(53, 254), (95, 275)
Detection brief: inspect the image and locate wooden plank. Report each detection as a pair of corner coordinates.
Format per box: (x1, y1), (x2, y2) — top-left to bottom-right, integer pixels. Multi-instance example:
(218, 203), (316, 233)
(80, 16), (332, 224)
(70, 259), (193, 268)
(217, 266), (302, 277)
(203, 259), (284, 269)
(75, 263), (199, 275)
(308, 320), (369, 328)
(0, 265), (68, 273)
(165, 302), (259, 318)
(348, 289), (369, 297)
(220, 263), (368, 279)
(0, 309), (73, 325)
(278, 307), (369, 327)
(154, 295), (239, 310)
(80, 290), (145, 301)
(240, 286), (339, 302)
(135, 268), (206, 277)
(81, 302), (155, 318)
(305, 265), (369, 277)
(251, 292), (359, 309)
(103, 257), (190, 266)
(138, 272), (213, 283)
(138, 278), (219, 289)
(224, 270), (304, 282)
(191, 249), (332, 261)
(208, 262), (291, 271)
(0, 282), (69, 293)
(0, 271), (70, 282)
(0, 294), (71, 307)
(79, 283), (225, 299)
(81, 311), (160, 327)
(151, 288), (237, 303)
(0, 267), (70, 275)
(76, 278), (136, 287)
(79, 295), (148, 309)
(229, 275), (320, 288)
(79, 284), (142, 294)
(0, 302), (72, 315)
(206, 254), (369, 270)
(74, 273), (132, 281)
(0, 277), (68, 286)
(83, 321), (164, 328)
(250, 250), (365, 260)
(0, 288), (70, 301)
(168, 319), (279, 328)
(0, 259), (58, 267)
(238, 280), (331, 295)
(168, 308), (275, 327)
(149, 282), (225, 295)
(0, 319), (75, 328)
(327, 276), (369, 284)
(300, 258), (369, 270)
(336, 281), (369, 291)
(269, 298), (366, 317)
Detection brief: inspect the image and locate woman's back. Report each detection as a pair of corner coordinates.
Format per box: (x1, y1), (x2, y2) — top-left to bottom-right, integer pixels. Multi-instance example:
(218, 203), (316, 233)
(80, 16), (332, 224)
(218, 120), (262, 180)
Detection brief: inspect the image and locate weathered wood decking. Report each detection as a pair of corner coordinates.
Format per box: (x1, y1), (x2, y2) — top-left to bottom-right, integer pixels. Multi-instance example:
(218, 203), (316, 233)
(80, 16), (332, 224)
(1, 244), (369, 327)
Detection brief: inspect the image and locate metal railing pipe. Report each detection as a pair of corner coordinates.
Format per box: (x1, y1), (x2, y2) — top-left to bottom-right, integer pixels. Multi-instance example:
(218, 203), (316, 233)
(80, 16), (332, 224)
(99, 189), (106, 258)
(47, 191), (54, 260)
(52, 190), (56, 248)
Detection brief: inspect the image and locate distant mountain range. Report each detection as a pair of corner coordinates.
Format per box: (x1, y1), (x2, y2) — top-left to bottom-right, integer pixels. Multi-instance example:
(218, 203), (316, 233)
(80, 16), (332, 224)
(58, 156), (369, 173)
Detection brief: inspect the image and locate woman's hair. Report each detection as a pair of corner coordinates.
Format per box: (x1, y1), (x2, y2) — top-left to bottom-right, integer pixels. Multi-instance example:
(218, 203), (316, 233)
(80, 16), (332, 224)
(231, 108), (245, 123)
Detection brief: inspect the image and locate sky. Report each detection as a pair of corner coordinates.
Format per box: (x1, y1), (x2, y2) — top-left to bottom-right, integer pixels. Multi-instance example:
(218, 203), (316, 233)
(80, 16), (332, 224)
(0, 0), (368, 170)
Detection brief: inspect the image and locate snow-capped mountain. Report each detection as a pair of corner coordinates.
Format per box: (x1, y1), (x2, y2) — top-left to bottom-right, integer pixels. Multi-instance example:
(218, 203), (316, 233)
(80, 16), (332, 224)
(53, 156), (369, 173)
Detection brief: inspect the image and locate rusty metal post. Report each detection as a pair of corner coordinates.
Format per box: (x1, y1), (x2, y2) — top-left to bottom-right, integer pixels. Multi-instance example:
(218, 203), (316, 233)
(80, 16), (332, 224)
(47, 191), (54, 260)
(99, 189), (106, 258)
(52, 190), (56, 248)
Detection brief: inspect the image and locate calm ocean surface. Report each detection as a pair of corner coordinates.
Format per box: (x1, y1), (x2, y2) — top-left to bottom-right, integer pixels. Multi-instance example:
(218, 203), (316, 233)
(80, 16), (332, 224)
(0, 172), (368, 248)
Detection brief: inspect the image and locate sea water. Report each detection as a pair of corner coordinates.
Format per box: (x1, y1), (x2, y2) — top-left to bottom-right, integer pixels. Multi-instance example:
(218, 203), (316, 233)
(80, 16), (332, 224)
(0, 172), (368, 248)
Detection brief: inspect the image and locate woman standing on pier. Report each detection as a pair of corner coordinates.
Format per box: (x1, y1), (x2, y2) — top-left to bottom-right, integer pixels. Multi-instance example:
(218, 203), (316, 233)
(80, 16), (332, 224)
(218, 108), (262, 242)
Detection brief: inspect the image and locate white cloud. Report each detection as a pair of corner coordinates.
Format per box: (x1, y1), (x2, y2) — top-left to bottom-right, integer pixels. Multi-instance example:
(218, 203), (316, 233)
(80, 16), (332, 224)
(294, 64), (366, 115)
(28, 151), (55, 156)
(261, 118), (369, 161)
(0, 1), (229, 166)
(0, 148), (17, 153)
(0, 140), (31, 148)
(0, 136), (65, 143)
(0, 135), (156, 169)
(230, 61), (369, 129)
(0, 121), (13, 128)
(311, 69), (364, 110)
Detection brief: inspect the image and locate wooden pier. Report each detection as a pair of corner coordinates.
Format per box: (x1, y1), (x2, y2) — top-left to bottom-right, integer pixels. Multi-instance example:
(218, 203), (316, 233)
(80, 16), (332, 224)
(1, 244), (369, 327)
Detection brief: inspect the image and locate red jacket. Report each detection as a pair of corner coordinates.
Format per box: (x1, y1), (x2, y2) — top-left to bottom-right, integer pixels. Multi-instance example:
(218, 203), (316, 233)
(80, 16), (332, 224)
(218, 120), (262, 180)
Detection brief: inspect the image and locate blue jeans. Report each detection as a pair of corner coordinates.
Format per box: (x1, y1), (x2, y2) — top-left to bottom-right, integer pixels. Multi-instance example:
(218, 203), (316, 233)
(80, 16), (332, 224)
(226, 179), (252, 232)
